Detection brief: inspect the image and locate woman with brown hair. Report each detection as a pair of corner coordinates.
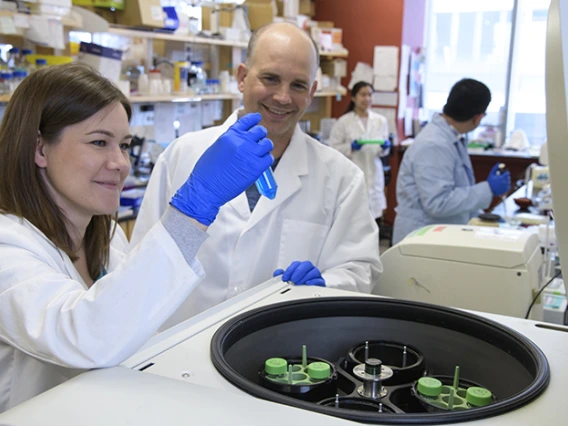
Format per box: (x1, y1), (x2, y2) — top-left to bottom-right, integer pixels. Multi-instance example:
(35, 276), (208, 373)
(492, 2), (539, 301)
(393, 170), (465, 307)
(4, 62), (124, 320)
(0, 63), (273, 413)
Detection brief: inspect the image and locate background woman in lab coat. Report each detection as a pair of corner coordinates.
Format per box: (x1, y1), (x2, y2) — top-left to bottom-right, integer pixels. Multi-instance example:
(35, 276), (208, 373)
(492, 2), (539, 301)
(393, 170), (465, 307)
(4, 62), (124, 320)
(0, 64), (272, 413)
(329, 81), (390, 220)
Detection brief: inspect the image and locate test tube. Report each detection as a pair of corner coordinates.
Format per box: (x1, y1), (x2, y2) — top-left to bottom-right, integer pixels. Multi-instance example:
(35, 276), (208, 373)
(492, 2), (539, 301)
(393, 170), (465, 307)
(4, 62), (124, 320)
(255, 167), (278, 200)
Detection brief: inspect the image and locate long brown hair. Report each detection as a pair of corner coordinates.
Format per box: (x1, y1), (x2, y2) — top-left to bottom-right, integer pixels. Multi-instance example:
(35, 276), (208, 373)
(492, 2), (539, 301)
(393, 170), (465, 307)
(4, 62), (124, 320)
(0, 63), (132, 280)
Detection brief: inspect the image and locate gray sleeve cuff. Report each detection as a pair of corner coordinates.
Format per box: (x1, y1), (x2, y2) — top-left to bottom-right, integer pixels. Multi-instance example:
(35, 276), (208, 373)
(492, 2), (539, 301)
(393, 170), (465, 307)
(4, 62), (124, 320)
(160, 206), (208, 264)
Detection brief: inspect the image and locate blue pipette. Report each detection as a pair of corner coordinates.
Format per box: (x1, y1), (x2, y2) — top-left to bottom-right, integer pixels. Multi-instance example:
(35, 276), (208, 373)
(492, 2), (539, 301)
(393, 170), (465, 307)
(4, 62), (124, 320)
(255, 167), (278, 200)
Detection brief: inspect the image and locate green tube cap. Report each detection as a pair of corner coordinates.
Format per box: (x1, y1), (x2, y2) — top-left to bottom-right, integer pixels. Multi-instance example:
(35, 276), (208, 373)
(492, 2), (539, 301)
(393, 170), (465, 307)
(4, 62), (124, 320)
(466, 387), (493, 407)
(308, 362), (331, 380)
(265, 358), (287, 376)
(417, 377), (443, 397)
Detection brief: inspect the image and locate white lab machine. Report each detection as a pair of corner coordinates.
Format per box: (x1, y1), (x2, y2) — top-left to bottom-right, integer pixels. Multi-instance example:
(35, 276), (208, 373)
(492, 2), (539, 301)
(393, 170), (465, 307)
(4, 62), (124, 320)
(0, 282), (567, 426)
(376, 225), (544, 320)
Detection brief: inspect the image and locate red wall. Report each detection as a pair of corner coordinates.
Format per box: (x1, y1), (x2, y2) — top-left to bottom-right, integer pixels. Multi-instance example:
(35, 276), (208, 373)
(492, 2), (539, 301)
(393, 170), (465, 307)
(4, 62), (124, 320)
(314, 0), (405, 118)
(314, 0), (427, 225)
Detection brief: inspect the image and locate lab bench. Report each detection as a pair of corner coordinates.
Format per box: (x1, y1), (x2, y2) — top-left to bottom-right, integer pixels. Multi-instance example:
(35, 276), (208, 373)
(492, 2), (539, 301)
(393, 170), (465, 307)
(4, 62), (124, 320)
(469, 151), (538, 184)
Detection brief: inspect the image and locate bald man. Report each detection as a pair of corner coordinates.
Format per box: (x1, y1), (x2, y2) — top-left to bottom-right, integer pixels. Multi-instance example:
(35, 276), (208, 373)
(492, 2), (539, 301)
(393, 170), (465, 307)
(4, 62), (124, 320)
(132, 23), (382, 329)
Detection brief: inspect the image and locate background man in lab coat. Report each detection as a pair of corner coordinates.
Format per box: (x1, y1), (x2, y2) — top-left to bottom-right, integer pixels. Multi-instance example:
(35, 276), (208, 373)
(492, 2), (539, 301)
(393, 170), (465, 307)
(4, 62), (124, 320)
(392, 78), (511, 244)
(131, 22), (382, 329)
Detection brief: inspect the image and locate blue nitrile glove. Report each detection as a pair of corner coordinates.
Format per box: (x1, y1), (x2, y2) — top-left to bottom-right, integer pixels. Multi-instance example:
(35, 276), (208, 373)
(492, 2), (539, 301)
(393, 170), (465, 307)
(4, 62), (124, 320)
(487, 163), (511, 196)
(351, 140), (363, 151)
(273, 261), (326, 287)
(170, 113), (273, 225)
(382, 139), (392, 150)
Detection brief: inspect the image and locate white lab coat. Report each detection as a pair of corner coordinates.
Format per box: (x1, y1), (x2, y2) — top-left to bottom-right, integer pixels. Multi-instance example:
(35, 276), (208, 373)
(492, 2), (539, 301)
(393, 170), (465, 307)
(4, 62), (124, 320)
(0, 213), (205, 413)
(131, 110), (382, 329)
(328, 110), (389, 218)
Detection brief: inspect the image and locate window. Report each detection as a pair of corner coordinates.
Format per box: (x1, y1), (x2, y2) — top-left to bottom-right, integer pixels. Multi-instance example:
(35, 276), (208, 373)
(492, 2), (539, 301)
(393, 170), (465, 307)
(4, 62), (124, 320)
(424, 0), (550, 148)
(506, 0), (550, 147)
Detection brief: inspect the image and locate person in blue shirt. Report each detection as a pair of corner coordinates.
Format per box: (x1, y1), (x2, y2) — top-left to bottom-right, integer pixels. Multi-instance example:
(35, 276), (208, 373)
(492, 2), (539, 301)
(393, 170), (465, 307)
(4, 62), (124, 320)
(393, 78), (511, 244)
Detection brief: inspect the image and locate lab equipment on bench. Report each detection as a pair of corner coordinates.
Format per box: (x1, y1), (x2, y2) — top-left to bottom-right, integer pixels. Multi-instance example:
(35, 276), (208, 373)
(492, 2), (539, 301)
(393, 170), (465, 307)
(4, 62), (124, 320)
(542, 276), (567, 325)
(376, 225), (544, 320)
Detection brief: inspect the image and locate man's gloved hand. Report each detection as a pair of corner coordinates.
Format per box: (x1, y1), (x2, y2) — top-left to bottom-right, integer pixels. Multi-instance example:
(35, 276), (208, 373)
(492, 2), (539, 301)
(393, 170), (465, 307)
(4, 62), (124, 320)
(351, 140), (363, 151)
(170, 113), (273, 225)
(273, 261), (326, 287)
(382, 139), (392, 150)
(487, 163), (511, 196)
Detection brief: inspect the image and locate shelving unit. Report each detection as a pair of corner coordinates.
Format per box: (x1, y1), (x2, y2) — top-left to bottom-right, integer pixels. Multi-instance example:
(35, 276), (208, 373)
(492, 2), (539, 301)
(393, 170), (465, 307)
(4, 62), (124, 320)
(319, 50), (349, 58)
(106, 26), (248, 48)
(0, 10), (83, 33)
(107, 26), (349, 57)
(128, 93), (241, 103)
(0, 6), (349, 131)
(0, 88), (345, 105)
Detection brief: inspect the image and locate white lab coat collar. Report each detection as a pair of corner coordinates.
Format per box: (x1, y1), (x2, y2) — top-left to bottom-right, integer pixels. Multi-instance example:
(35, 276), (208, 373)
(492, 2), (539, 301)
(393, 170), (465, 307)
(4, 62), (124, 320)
(354, 111), (371, 135)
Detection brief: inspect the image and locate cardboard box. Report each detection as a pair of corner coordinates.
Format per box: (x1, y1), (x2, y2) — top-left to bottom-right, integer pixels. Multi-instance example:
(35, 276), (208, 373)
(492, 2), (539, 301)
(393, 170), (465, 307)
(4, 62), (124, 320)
(299, 0), (312, 16)
(115, 0), (164, 28)
(201, 6), (234, 31)
(320, 58), (347, 78)
(312, 26), (343, 51)
(316, 20), (335, 28)
(245, 0), (274, 30)
(78, 42), (123, 82)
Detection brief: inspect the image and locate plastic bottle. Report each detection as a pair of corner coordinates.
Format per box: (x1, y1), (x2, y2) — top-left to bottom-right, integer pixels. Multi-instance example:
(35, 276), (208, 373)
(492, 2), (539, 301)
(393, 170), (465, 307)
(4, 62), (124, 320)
(148, 69), (162, 95)
(0, 73), (14, 95)
(7, 48), (20, 71)
(19, 49), (33, 73)
(188, 61), (207, 94)
(219, 70), (230, 93)
(30, 58), (48, 73)
(12, 70), (27, 90)
(206, 78), (220, 94)
(173, 61), (189, 93)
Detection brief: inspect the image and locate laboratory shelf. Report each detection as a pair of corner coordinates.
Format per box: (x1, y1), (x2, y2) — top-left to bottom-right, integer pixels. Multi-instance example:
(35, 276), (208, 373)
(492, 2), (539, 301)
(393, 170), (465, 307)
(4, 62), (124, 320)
(0, 88), (346, 105)
(106, 26), (249, 48)
(128, 94), (242, 103)
(319, 50), (349, 58)
(0, 11), (82, 34)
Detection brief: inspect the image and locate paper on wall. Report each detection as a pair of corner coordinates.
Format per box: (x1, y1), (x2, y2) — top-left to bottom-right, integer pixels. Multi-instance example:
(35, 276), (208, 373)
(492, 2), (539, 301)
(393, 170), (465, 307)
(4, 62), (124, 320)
(177, 103), (202, 136)
(348, 62), (374, 89)
(153, 103), (177, 144)
(372, 91), (398, 107)
(373, 75), (397, 92)
(201, 101), (216, 127)
(373, 46), (399, 78)
(397, 85), (407, 119)
(404, 107), (414, 136)
(399, 44), (410, 97)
